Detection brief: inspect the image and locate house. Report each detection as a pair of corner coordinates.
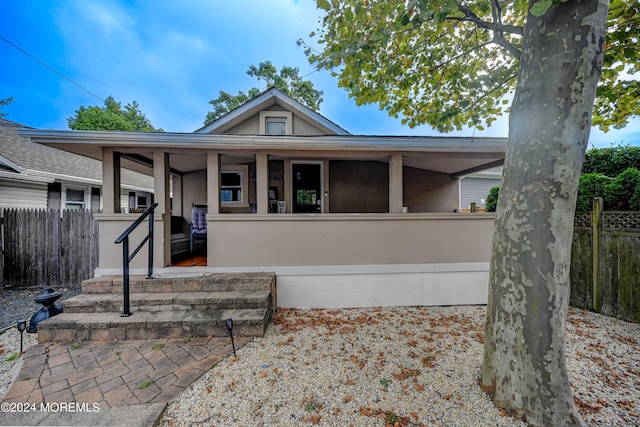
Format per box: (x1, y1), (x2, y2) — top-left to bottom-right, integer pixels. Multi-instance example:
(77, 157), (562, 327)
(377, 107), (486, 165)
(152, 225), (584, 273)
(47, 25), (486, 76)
(21, 88), (506, 309)
(0, 118), (153, 211)
(459, 167), (502, 211)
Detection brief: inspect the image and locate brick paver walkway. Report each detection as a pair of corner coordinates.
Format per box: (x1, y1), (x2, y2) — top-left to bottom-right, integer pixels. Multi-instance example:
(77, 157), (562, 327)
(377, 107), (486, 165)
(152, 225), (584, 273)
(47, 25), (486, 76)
(2, 336), (251, 408)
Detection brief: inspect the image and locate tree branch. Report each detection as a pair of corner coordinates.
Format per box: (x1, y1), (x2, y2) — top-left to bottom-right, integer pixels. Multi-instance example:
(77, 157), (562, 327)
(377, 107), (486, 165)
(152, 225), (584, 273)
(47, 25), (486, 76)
(450, 0), (522, 59)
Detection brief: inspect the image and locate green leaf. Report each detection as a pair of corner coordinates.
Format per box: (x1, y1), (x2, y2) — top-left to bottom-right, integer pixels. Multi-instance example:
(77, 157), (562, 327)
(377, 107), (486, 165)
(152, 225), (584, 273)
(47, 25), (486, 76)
(530, 0), (552, 17)
(317, 0), (331, 11)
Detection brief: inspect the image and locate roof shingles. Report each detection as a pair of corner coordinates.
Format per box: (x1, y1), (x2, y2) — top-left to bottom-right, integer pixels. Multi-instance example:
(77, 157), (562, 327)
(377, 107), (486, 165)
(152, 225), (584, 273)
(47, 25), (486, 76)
(0, 119), (153, 190)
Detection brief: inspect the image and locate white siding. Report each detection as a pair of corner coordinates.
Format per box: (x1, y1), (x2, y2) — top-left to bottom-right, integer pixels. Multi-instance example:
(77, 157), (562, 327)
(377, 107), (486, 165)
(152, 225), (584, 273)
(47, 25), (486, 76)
(0, 181), (48, 209)
(120, 189), (130, 212)
(459, 177), (501, 210)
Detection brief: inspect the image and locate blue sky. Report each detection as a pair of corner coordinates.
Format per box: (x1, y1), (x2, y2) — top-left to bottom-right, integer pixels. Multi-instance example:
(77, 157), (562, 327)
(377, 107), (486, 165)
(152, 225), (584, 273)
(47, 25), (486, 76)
(1, 0), (639, 148)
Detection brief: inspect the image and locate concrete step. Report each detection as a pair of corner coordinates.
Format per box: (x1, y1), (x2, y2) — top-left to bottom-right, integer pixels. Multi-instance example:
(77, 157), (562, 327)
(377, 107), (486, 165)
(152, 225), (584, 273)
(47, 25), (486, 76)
(82, 272), (276, 294)
(37, 308), (269, 343)
(82, 272), (276, 310)
(61, 291), (271, 313)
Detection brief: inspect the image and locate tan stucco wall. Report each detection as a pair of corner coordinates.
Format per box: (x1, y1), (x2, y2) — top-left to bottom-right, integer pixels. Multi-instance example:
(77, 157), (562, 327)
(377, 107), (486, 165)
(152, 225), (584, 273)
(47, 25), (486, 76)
(224, 115), (260, 134)
(220, 109), (330, 135)
(182, 169), (207, 221)
(403, 167), (459, 213)
(96, 215), (166, 270)
(208, 213), (495, 268)
(327, 161), (459, 213)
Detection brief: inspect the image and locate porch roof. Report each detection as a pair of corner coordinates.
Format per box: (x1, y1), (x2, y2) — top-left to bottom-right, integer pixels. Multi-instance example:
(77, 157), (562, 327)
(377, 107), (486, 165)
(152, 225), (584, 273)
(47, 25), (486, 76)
(19, 129), (506, 177)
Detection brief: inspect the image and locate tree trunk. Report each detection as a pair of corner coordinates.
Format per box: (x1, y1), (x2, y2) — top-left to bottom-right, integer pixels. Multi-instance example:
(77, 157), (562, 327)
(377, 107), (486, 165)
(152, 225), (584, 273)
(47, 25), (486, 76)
(481, 0), (609, 425)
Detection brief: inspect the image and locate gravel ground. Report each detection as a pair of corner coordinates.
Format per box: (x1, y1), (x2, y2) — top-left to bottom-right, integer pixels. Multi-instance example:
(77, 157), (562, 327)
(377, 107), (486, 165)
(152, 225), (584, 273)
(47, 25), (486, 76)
(1, 290), (638, 426)
(0, 284), (82, 330)
(161, 306), (640, 427)
(0, 326), (38, 400)
(0, 284), (81, 400)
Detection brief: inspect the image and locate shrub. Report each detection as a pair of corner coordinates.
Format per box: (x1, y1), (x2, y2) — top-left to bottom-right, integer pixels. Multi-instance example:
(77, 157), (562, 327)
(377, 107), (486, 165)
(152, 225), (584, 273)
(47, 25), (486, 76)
(630, 185), (640, 211)
(603, 168), (640, 210)
(582, 145), (640, 177)
(485, 186), (500, 212)
(576, 174), (612, 212)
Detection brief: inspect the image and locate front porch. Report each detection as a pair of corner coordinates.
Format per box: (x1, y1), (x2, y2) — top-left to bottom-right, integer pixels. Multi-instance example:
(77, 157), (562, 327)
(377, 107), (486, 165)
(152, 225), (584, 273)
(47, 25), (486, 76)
(22, 130), (504, 309)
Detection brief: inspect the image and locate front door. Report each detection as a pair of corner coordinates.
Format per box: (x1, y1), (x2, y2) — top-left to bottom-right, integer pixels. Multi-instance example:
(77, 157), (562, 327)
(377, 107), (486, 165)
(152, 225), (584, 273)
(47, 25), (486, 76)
(292, 163), (322, 213)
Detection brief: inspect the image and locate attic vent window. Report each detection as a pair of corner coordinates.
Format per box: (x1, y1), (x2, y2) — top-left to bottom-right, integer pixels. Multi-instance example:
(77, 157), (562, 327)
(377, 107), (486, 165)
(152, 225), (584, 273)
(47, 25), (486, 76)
(260, 111), (292, 135)
(266, 118), (287, 135)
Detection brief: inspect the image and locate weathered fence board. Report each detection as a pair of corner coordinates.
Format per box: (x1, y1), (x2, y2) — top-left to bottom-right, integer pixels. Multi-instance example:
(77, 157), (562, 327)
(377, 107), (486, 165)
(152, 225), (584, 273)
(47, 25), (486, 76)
(570, 202), (640, 323)
(1, 209), (98, 289)
(570, 228), (592, 309)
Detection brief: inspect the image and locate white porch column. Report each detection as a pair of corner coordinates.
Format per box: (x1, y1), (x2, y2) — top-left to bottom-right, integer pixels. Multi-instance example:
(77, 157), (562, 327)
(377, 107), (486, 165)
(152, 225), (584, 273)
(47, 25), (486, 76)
(256, 152), (269, 214)
(102, 148), (121, 213)
(153, 151), (171, 266)
(389, 153), (404, 213)
(207, 152), (221, 214)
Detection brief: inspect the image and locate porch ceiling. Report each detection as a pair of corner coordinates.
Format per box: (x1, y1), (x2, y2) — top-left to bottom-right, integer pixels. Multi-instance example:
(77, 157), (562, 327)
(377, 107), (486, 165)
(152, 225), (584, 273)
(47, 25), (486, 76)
(19, 130), (506, 176)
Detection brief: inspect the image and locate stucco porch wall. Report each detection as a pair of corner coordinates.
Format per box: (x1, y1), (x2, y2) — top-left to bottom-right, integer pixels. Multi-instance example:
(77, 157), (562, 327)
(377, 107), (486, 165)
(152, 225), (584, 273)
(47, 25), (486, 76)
(208, 213), (495, 267)
(96, 214), (166, 270)
(207, 213), (495, 308)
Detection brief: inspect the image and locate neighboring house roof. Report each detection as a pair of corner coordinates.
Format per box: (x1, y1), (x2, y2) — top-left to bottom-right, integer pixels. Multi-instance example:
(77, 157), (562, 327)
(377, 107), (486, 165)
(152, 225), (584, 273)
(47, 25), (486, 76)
(0, 118), (153, 191)
(195, 86), (350, 135)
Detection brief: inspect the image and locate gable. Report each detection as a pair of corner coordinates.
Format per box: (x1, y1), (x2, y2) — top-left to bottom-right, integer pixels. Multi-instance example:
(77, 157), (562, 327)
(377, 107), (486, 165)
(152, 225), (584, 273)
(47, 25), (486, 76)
(195, 87), (349, 136)
(220, 104), (337, 136)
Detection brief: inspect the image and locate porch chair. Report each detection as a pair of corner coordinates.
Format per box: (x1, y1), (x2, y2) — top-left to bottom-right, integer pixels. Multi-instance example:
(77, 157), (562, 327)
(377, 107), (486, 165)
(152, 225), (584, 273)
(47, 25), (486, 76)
(189, 204), (207, 253)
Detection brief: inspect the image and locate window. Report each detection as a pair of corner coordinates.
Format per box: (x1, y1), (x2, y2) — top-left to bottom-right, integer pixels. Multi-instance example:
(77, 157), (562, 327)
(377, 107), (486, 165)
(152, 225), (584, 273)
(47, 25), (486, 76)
(266, 118), (287, 135)
(259, 111), (292, 135)
(221, 171), (243, 202)
(128, 191), (150, 211)
(137, 195), (148, 209)
(65, 188), (86, 210)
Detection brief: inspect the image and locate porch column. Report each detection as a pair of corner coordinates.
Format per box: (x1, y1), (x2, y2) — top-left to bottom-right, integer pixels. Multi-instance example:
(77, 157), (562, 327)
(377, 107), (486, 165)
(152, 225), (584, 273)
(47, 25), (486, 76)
(256, 152), (269, 214)
(102, 148), (121, 213)
(153, 151), (171, 266)
(207, 152), (221, 214)
(389, 153), (404, 213)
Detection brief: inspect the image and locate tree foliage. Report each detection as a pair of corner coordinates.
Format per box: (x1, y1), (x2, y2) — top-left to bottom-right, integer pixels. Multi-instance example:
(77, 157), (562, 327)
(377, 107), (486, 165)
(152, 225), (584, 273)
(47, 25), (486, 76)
(303, 0), (637, 133)
(485, 186), (500, 212)
(604, 168), (640, 210)
(582, 145), (640, 177)
(67, 96), (163, 132)
(576, 173), (613, 212)
(593, 0), (640, 131)
(0, 97), (14, 119)
(204, 61), (323, 124)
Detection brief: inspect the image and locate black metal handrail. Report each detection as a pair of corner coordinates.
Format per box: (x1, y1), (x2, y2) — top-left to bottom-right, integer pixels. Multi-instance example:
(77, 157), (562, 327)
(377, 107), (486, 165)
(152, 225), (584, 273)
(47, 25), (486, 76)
(114, 203), (158, 317)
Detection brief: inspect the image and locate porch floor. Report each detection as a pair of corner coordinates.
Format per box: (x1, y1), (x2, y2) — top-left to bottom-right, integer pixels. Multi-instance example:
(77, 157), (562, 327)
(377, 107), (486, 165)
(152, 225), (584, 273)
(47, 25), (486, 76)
(172, 254), (207, 267)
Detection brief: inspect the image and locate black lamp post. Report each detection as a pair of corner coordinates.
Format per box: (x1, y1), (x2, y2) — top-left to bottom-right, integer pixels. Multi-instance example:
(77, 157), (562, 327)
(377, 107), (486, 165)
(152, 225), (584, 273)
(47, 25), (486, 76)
(225, 318), (236, 357)
(16, 320), (27, 353)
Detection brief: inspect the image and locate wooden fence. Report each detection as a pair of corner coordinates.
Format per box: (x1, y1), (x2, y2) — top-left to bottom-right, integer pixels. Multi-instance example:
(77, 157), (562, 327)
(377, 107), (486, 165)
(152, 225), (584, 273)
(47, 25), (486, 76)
(0, 209), (98, 289)
(571, 198), (640, 323)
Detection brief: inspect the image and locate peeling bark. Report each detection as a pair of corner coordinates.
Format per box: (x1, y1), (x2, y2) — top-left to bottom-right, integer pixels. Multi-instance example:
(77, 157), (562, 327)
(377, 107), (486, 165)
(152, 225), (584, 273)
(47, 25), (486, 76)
(481, 0), (609, 425)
